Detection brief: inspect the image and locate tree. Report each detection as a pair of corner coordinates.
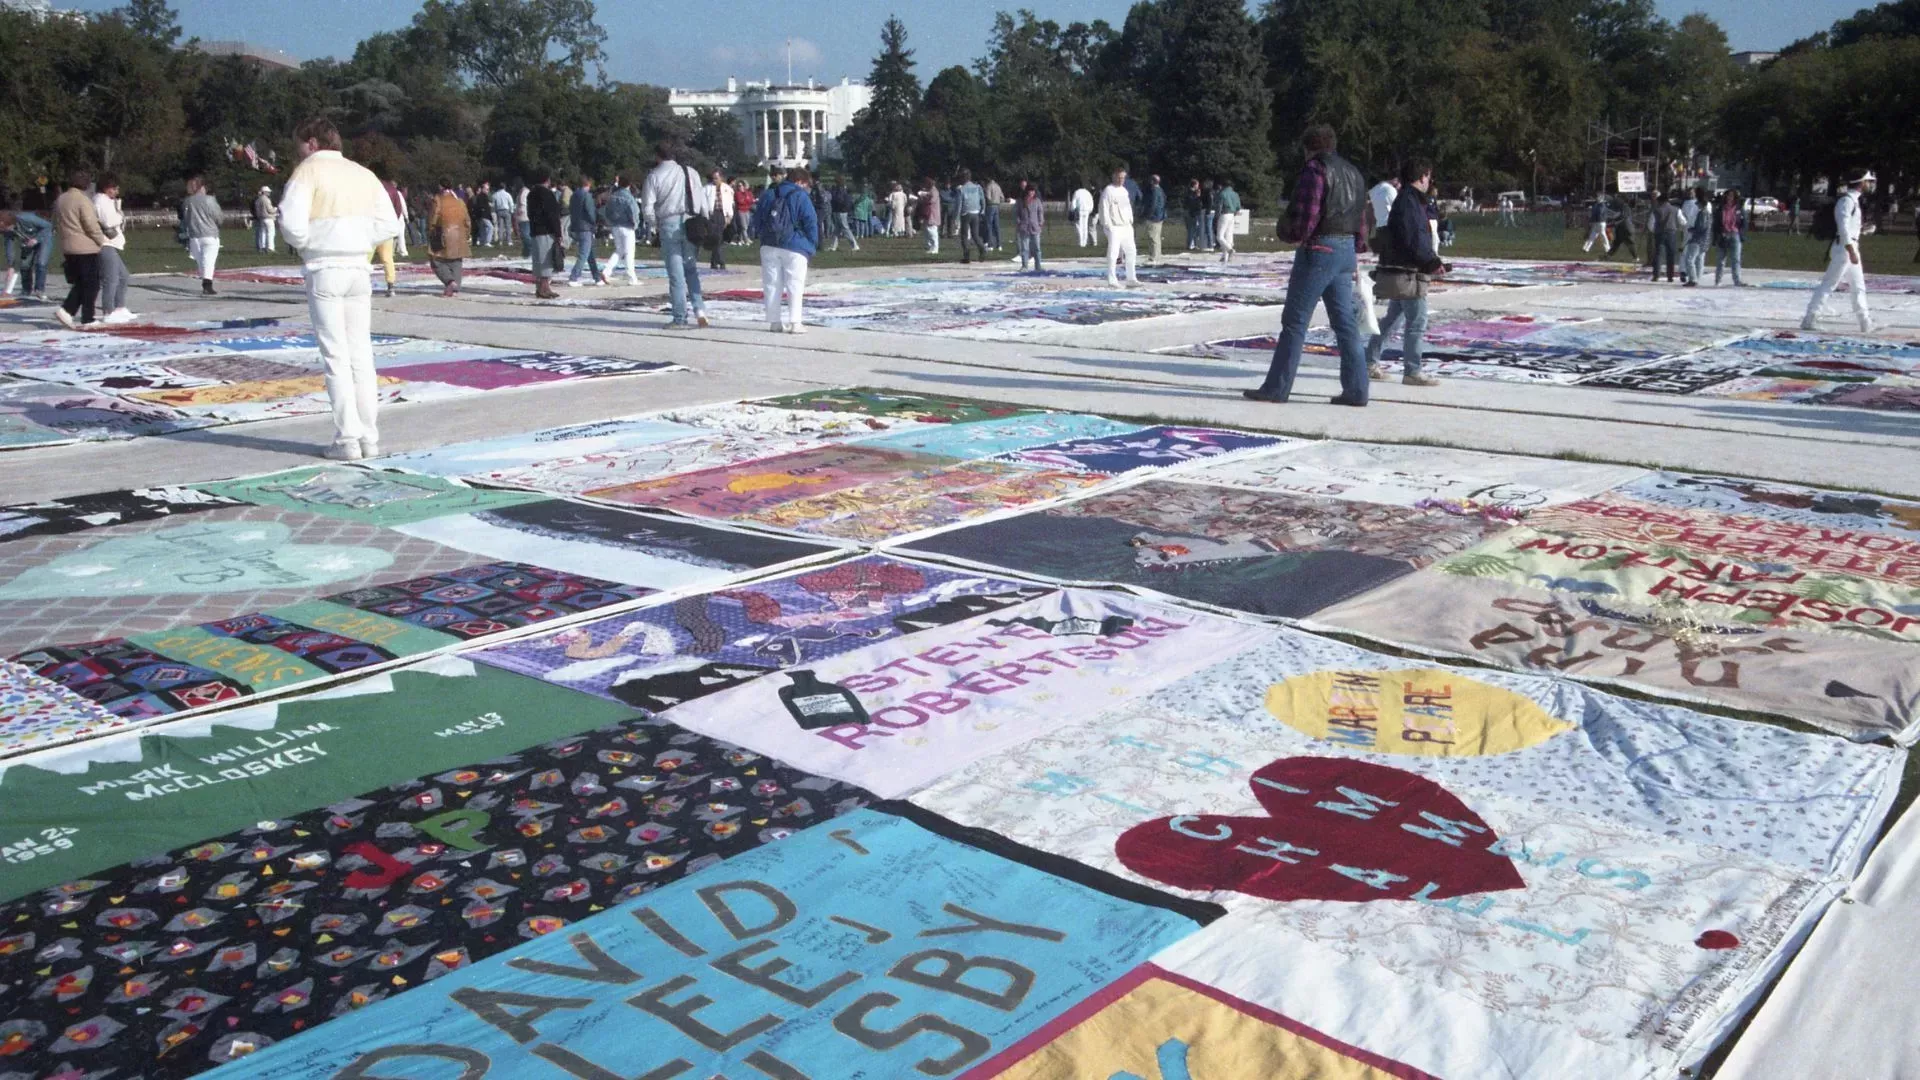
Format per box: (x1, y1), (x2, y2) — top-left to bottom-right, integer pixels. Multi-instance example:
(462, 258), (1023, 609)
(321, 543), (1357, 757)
(972, 10), (1133, 193)
(407, 0), (607, 91)
(689, 107), (745, 173)
(110, 0), (180, 49)
(915, 66), (995, 178)
(1115, 0), (1276, 201)
(839, 16), (922, 182)
(1658, 14), (1737, 163)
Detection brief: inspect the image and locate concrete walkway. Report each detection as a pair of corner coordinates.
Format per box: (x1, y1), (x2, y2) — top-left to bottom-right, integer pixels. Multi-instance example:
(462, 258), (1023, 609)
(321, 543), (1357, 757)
(2, 257), (1914, 504)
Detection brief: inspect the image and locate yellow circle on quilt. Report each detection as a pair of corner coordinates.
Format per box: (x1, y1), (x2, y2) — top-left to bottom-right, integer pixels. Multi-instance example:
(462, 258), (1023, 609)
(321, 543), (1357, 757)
(1265, 668), (1571, 756)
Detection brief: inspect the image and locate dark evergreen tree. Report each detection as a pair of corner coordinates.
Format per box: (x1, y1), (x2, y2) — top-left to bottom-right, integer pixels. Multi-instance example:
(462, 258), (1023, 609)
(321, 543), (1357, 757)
(839, 15), (922, 183)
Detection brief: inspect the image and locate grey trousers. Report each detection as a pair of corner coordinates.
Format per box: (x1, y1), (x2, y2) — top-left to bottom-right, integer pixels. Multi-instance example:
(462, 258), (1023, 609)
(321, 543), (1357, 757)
(98, 246), (128, 311)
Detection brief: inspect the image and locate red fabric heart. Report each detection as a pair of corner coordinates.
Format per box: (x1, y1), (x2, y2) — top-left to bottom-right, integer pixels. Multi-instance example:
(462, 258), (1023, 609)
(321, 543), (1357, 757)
(1115, 756), (1525, 903)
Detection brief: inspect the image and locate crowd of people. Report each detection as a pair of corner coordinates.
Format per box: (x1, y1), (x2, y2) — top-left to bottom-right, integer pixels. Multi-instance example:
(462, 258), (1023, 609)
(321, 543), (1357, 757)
(1, 112), (1897, 451)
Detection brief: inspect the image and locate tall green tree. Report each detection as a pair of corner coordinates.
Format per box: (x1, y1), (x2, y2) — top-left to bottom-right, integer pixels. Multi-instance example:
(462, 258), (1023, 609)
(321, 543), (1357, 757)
(407, 0), (606, 90)
(973, 10), (1132, 193)
(689, 107), (746, 173)
(1114, 0), (1276, 200)
(110, 0), (180, 49)
(840, 15), (922, 182)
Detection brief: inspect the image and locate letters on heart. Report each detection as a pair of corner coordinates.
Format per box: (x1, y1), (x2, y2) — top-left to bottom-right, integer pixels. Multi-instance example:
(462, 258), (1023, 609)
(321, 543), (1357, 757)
(1114, 756), (1525, 903)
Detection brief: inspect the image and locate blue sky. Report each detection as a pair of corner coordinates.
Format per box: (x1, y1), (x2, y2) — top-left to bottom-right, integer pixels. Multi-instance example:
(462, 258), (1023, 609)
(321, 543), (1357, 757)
(68, 0), (1853, 79)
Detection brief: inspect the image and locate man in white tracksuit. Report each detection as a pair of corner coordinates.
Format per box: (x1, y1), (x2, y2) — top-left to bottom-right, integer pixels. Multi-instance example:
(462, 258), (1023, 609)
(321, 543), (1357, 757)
(1100, 168), (1138, 286)
(1071, 184), (1095, 247)
(278, 116), (402, 461)
(1803, 170), (1877, 333)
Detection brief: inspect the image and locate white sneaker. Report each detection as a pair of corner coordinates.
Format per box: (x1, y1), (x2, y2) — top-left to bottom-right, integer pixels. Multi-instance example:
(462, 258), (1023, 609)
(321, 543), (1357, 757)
(626, 276), (640, 286)
(2, 272), (15, 295)
(359, 439), (381, 459)
(786, 324), (807, 335)
(322, 439), (363, 461)
(568, 279), (586, 287)
(102, 309), (136, 324)
(54, 307), (75, 329)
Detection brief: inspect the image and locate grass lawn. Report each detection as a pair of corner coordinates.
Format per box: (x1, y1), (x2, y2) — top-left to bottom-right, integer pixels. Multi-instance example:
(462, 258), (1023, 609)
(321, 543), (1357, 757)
(118, 209), (1918, 278)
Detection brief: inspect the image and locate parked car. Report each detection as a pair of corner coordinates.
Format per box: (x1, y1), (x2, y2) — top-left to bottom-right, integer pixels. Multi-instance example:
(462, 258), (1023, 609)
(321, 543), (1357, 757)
(1533, 195), (1565, 208)
(1493, 190), (1527, 208)
(1746, 197), (1783, 216)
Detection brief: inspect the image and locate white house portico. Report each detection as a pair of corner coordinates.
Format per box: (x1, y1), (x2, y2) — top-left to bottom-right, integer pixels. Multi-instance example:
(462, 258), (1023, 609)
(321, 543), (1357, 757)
(668, 76), (873, 169)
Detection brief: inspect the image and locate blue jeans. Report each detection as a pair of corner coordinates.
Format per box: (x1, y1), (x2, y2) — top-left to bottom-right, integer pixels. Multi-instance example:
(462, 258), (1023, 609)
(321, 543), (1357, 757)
(1682, 237), (1707, 283)
(831, 211), (858, 250)
(1259, 236), (1367, 402)
(1652, 233), (1677, 280)
(1715, 235), (1743, 285)
(660, 218), (703, 323)
(985, 206), (1001, 248)
(1018, 233), (1042, 272)
(519, 220), (532, 256)
(569, 229), (602, 281)
(1366, 295), (1428, 376)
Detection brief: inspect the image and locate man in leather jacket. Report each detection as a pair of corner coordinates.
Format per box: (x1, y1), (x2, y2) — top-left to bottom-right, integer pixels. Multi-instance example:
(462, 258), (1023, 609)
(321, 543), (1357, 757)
(1246, 124), (1373, 406)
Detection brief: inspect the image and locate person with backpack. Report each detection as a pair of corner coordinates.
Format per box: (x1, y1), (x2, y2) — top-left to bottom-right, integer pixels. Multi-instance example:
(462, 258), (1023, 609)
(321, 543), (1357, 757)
(640, 142), (712, 328)
(1713, 188), (1745, 287)
(754, 166), (819, 334)
(1803, 170), (1878, 332)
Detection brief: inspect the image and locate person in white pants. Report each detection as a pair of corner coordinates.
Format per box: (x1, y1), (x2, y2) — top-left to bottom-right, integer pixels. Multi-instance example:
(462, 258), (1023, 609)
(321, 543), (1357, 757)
(277, 117), (402, 461)
(1071, 184), (1094, 247)
(1803, 170), (1877, 333)
(1099, 168), (1137, 286)
(179, 177), (224, 295)
(755, 167), (821, 334)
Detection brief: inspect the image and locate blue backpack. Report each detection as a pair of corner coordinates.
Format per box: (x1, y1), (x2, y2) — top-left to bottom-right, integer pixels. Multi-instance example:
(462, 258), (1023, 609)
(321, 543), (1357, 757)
(759, 184), (797, 248)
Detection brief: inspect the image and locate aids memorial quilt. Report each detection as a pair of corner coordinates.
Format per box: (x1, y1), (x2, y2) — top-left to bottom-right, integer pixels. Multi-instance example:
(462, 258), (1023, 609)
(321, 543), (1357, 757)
(910, 629), (1903, 1079)
(392, 500), (842, 591)
(654, 400), (933, 437)
(0, 486), (242, 541)
(755, 387), (1044, 424)
(0, 659), (121, 759)
(0, 318), (681, 445)
(1179, 440), (1648, 511)
(366, 416), (711, 478)
(660, 589), (1277, 798)
(741, 461), (1109, 543)
(0, 378), (215, 447)
(192, 466), (546, 527)
(972, 962), (1437, 1078)
(0, 714), (871, 1077)
(849, 412), (1141, 460)
(11, 561), (651, 741)
(992, 426), (1291, 475)
(0, 505), (499, 658)
(0, 655), (635, 900)
(490, 431), (832, 498)
(469, 554), (1056, 711)
(1313, 474), (1920, 741)
(903, 479), (1512, 618)
(197, 807), (1208, 1080)
(584, 444), (949, 520)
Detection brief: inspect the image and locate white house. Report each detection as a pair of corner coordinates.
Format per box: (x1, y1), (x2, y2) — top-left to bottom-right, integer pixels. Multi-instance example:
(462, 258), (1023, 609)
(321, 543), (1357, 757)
(668, 77), (874, 168)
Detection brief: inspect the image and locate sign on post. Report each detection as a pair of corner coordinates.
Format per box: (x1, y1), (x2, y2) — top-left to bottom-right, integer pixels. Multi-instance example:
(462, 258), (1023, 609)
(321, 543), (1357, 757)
(1616, 171), (1647, 194)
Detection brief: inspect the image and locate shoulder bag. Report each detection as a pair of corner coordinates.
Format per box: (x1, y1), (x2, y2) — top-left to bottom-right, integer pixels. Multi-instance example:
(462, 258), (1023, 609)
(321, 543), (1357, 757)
(681, 167), (715, 249)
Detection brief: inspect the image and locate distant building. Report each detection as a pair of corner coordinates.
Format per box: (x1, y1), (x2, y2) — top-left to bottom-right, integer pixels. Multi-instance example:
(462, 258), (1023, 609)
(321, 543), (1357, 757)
(668, 77), (874, 169)
(198, 40), (300, 70)
(1732, 51), (1778, 68)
